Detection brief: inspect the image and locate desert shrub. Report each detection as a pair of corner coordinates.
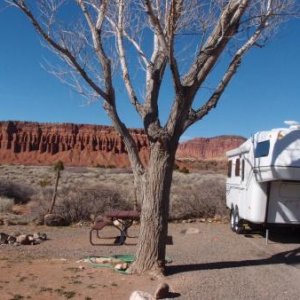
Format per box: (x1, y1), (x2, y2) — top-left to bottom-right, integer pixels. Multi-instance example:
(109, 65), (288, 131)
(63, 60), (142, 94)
(39, 178), (52, 188)
(52, 185), (131, 224)
(170, 175), (227, 220)
(0, 196), (14, 213)
(106, 164), (116, 169)
(0, 181), (34, 204)
(179, 167), (190, 174)
(29, 188), (53, 218)
(30, 183), (133, 224)
(95, 164), (105, 168)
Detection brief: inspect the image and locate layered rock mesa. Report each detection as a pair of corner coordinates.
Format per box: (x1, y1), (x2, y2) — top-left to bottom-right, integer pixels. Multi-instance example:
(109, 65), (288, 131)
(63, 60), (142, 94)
(0, 121), (245, 167)
(176, 136), (246, 161)
(0, 121), (148, 167)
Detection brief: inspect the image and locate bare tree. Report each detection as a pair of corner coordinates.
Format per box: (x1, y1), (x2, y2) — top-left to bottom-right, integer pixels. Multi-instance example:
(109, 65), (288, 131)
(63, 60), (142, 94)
(5, 0), (296, 275)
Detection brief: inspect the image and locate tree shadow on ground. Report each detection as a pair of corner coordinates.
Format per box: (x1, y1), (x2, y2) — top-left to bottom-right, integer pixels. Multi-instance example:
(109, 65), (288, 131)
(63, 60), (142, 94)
(166, 247), (300, 276)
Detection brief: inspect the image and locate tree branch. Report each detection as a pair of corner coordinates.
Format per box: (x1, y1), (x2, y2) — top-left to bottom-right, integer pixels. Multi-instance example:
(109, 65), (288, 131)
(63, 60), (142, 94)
(104, 101), (145, 176)
(143, 53), (167, 141)
(184, 17), (271, 130)
(141, 1), (169, 140)
(164, 0), (250, 139)
(144, 0), (168, 53)
(115, 0), (144, 117)
(105, 14), (150, 67)
(167, 0), (183, 93)
(182, 0), (249, 90)
(77, 0), (114, 102)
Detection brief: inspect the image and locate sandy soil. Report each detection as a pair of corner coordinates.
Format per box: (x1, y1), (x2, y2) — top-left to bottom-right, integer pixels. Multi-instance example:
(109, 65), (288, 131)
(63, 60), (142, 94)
(1, 223), (300, 300)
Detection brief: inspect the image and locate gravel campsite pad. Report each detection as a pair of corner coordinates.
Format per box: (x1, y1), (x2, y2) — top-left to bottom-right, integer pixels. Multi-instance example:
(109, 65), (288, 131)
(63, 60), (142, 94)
(1, 223), (300, 300)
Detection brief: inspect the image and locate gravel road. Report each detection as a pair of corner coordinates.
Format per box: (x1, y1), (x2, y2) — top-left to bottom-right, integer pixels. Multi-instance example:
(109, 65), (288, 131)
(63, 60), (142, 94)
(1, 223), (300, 299)
(167, 223), (300, 300)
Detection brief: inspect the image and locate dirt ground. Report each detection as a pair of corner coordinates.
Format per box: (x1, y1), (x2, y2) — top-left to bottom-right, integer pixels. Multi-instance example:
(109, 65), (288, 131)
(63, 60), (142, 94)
(1, 222), (300, 300)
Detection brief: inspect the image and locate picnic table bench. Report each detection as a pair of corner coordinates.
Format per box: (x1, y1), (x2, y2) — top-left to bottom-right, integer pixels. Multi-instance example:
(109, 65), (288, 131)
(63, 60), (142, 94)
(89, 210), (140, 246)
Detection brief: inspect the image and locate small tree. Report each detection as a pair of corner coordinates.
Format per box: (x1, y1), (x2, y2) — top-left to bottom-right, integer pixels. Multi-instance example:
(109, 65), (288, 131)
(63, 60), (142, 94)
(48, 160), (64, 214)
(5, 0), (297, 275)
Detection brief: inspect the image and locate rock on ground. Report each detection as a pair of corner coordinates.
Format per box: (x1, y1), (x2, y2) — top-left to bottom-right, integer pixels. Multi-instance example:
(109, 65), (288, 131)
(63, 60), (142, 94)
(180, 228), (200, 234)
(154, 283), (170, 299)
(129, 291), (154, 300)
(44, 214), (69, 226)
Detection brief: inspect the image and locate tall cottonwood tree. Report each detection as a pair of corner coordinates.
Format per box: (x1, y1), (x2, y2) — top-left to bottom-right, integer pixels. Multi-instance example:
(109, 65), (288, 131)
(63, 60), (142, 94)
(6, 0), (296, 274)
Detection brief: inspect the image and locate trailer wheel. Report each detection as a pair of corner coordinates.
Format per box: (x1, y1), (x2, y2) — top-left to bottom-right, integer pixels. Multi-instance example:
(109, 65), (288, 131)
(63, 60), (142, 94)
(230, 210), (235, 232)
(234, 210), (244, 234)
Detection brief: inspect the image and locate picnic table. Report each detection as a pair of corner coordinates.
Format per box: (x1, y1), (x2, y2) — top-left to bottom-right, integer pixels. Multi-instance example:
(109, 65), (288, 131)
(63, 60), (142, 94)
(89, 210), (140, 246)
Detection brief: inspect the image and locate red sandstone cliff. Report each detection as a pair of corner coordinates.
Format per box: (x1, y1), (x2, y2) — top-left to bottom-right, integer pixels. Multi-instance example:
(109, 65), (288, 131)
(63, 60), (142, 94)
(0, 121), (245, 167)
(176, 136), (246, 160)
(0, 121), (148, 167)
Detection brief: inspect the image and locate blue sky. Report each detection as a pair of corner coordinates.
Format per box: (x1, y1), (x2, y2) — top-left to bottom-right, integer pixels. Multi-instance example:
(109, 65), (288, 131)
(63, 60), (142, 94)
(0, 6), (299, 140)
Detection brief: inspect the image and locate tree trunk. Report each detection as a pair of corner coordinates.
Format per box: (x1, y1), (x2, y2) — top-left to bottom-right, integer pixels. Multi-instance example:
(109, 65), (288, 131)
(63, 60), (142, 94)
(48, 170), (60, 214)
(129, 140), (177, 275)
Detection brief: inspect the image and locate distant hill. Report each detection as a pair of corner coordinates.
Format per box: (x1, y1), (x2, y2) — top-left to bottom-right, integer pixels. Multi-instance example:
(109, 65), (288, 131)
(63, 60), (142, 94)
(0, 121), (245, 169)
(176, 136), (246, 160)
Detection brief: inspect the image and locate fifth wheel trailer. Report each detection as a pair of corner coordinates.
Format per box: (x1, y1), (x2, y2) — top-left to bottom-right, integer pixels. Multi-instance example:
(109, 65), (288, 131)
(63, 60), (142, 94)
(226, 121), (300, 234)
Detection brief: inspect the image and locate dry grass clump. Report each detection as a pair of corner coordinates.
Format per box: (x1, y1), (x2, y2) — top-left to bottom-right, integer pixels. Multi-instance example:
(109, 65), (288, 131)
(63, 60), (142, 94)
(0, 196), (14, 213)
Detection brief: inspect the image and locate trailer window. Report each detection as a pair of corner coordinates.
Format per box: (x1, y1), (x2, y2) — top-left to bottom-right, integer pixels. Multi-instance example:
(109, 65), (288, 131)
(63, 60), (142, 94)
(255, 140), (270, 158)
(235, 158), (240, 176)
(227, 160), (232, 178)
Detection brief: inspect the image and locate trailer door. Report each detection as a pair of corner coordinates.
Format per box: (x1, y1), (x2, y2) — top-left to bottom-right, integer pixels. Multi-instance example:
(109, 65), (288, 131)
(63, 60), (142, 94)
(267, 181), (300, 224)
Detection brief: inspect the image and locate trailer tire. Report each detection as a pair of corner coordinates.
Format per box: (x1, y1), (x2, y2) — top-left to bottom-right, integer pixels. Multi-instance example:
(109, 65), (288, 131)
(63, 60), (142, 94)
(234, 210), (244, 234)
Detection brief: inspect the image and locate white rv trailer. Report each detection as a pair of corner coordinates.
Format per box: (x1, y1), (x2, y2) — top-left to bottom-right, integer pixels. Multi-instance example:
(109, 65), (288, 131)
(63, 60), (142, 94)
(226, 121), (300, 233)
